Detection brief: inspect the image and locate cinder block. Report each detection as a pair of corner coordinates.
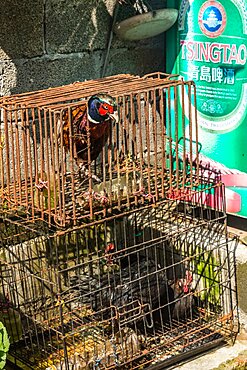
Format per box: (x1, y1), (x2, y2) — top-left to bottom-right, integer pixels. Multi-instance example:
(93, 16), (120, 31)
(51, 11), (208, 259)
(45, 0), (113, 53)
(104, 39), (165, 76)
(0, 0), (44, 59)
(0, 0), (166, 94)
(9, 53), (104, 94)
(0, 60), (18, 96)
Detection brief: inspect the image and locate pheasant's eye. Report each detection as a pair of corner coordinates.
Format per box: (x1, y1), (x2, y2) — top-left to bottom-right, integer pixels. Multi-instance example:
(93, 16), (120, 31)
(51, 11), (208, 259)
(98, 102), (114, 116)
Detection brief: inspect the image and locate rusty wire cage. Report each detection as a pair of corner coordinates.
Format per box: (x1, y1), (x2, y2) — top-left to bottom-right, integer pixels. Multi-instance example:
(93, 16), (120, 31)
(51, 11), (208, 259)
(0, 179), (238, 370)
(0, 73), (201, 227)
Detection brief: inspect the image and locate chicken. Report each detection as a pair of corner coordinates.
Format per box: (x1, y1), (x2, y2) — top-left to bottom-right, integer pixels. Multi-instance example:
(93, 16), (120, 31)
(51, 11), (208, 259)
(70, 254), (168, 327)
(155, 270), (195, 325)
(170, 270), (194, 321)
(70, 252), (195, 333)
(59, 93), (118, 178)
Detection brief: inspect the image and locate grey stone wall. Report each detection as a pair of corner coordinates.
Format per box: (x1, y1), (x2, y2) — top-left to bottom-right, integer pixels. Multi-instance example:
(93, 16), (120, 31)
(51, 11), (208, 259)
(0, 0), (167, 95)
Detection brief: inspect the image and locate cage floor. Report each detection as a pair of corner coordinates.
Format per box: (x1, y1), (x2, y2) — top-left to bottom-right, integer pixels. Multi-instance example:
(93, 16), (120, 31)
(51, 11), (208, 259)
(8, 311), (234, 370)
(0, 166), (220, 227)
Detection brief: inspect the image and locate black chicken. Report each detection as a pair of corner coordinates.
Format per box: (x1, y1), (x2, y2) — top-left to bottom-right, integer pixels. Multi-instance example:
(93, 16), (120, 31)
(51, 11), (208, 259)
(168, 270), (194, 321)
(71, 255), (167, 323)
(59, 93), (118, 175)
(70, 255), (194, 329)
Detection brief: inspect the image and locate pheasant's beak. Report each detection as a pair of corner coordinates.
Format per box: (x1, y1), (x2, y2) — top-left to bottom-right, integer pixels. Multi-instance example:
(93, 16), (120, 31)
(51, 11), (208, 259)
(109, 110), (119, 124)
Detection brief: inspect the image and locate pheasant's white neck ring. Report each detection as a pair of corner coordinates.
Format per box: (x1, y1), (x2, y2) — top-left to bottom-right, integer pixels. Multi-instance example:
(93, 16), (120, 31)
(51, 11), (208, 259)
(87, 113), (100, 124)
(88, 113), (110, 124)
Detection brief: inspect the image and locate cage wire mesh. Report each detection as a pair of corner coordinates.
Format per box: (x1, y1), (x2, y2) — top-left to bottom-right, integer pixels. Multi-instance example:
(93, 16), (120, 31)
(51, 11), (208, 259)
(0, 180), (238, 370)
(0, 73), (202, 227)
(0, 73), (238, 368)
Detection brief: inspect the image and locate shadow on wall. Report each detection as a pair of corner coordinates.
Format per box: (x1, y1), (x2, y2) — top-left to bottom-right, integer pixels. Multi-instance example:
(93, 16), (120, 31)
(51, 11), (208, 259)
(0, 0), (114, 94)
(0, 0), (166, 95)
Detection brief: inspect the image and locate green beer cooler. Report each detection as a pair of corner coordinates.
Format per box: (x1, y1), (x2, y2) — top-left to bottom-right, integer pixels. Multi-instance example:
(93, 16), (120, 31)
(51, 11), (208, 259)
(167, 0), (247, 218)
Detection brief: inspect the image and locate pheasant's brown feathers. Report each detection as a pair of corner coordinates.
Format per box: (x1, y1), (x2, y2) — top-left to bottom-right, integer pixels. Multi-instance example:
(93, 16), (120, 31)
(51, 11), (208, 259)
(60, 100), (114, 166)
(61, 104), (87, 153)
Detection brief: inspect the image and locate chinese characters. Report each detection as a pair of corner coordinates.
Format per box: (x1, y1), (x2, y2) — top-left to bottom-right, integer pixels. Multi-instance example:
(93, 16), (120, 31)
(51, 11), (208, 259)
(188, 65), (235, 84)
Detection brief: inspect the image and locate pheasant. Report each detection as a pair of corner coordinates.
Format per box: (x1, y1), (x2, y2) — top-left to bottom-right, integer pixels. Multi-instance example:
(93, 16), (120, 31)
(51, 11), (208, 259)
(59, 93), (118, 180)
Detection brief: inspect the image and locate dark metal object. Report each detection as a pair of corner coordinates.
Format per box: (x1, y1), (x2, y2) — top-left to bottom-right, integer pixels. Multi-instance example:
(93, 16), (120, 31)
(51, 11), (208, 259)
(148, 338), (226, 370)
(0, 186), (238, 369)
(101, 3), (120, 77)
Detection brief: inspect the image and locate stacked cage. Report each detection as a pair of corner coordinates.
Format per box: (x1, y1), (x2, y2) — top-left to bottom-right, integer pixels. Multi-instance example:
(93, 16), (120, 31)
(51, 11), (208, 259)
(0, 73), (202, 227)
(0, 74), (238, 369)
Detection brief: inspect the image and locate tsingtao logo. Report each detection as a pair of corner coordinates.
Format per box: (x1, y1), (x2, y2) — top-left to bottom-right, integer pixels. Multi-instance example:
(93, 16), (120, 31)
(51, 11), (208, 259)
(199, 1), (226, 38)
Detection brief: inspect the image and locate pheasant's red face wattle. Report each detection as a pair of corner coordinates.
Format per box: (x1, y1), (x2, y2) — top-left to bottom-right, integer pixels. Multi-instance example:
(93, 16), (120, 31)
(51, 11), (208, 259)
(98, 103), (114, 116)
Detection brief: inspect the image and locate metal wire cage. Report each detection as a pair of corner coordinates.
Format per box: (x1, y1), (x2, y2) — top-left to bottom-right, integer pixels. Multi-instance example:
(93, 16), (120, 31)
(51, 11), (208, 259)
(0, 181), (238, 370)
(0, 73), (201, 227)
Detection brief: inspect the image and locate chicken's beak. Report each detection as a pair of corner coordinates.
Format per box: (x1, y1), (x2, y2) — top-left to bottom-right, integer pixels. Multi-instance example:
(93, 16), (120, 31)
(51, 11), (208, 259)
(109, 110), (119, 124)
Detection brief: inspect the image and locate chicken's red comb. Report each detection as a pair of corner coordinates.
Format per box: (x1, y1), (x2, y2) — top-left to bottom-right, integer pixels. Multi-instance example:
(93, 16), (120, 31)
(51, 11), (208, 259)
(105, 243), (115, 253)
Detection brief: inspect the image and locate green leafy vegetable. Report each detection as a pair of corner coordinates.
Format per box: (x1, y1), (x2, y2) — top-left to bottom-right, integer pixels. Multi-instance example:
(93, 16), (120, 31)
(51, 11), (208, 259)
(0, 321), (10, 369)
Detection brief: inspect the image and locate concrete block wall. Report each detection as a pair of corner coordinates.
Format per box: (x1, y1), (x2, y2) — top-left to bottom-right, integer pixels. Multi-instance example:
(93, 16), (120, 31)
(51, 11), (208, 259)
(0, 0), (167, 95)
